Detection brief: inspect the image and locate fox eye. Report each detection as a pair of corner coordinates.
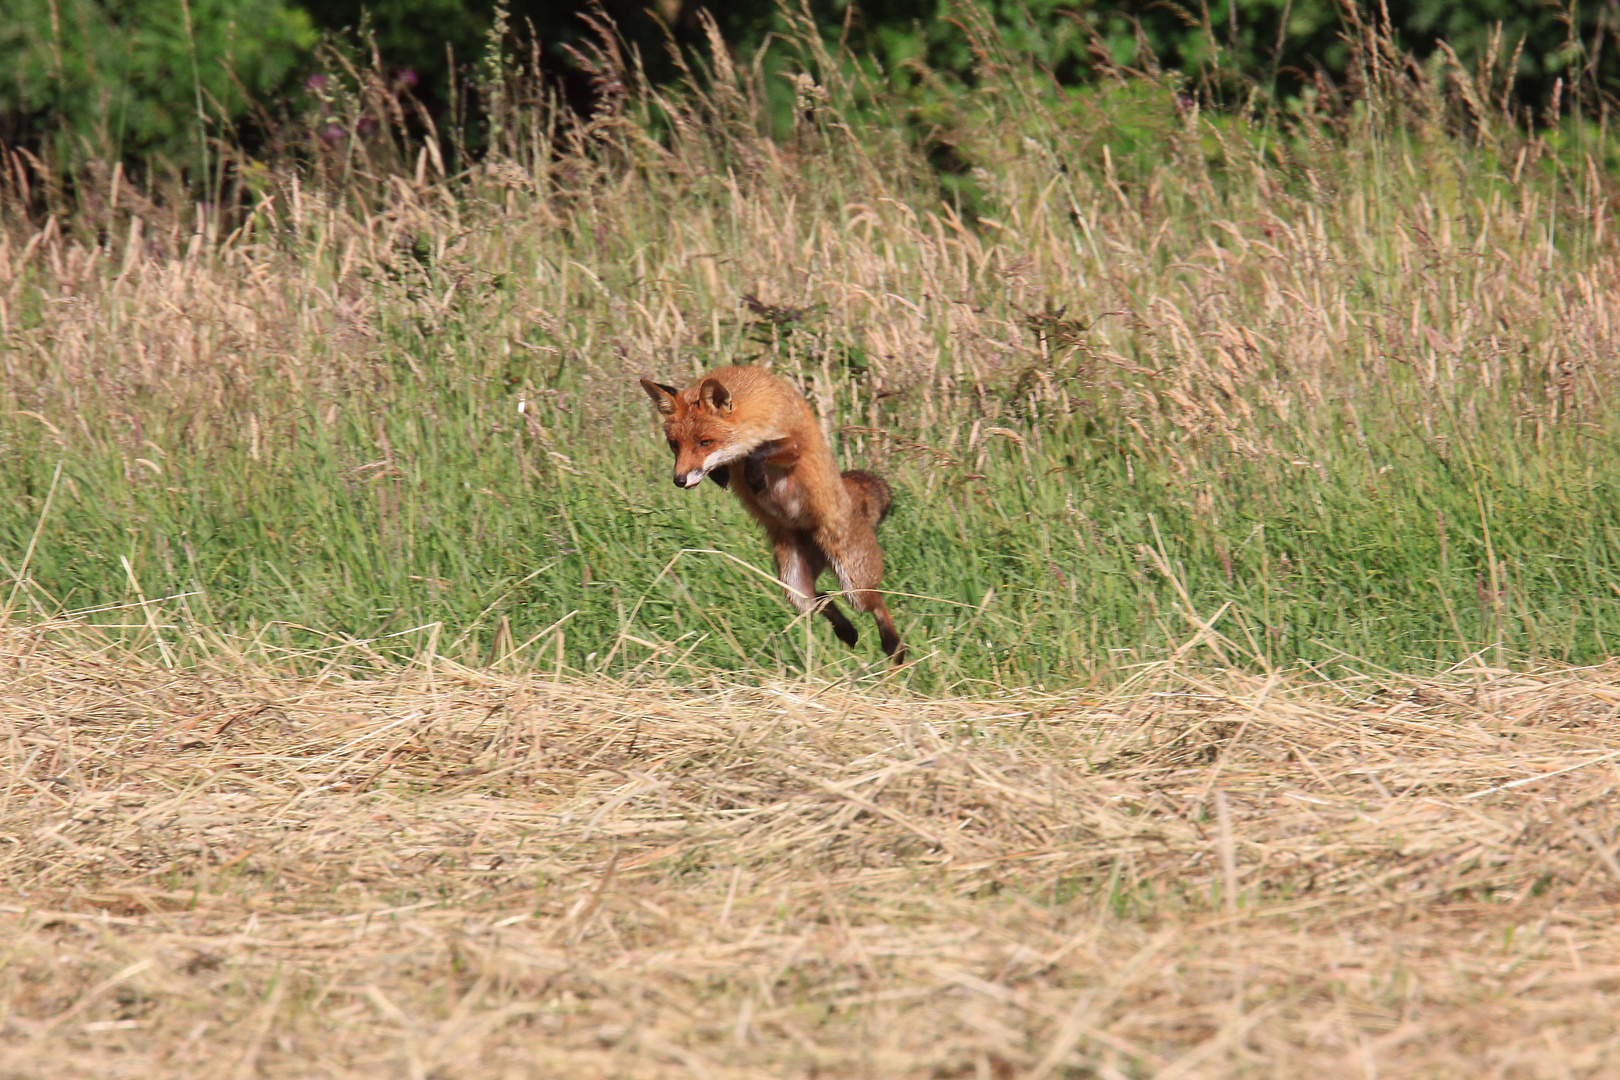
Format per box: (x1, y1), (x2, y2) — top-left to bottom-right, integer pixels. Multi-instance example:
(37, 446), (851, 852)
(667, 440), (678, 453)
(698, 439), (715, 447)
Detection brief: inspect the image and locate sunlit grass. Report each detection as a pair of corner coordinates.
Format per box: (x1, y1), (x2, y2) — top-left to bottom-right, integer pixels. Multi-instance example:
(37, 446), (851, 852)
(3, 14), (1620, 685)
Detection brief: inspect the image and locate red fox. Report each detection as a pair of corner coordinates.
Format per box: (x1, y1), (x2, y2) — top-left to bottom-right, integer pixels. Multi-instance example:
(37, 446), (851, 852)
(640, 366), (904, 663)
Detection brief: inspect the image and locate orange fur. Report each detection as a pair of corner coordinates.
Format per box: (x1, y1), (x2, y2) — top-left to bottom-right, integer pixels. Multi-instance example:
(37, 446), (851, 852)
(640, 366), (903, 663)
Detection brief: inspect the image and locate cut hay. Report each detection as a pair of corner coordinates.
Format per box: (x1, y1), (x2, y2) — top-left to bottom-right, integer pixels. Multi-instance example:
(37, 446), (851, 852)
(2, 624), (1619, 1077)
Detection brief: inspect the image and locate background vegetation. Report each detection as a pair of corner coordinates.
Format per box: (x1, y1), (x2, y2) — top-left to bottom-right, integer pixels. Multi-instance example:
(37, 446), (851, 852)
(4, 0), (1613, 170)
(3, 4), (1620, 688)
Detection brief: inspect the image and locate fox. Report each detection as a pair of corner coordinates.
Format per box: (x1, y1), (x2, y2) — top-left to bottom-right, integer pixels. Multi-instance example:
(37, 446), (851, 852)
(639, 365), (905, 664)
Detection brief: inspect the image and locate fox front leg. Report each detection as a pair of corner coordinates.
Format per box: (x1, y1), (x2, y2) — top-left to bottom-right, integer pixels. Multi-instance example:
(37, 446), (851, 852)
(773, 532), (859, 648)
(742, 438), (802, 494)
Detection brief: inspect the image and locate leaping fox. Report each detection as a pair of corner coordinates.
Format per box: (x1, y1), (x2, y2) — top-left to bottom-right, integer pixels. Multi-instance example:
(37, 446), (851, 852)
(640, 365), (904, 664)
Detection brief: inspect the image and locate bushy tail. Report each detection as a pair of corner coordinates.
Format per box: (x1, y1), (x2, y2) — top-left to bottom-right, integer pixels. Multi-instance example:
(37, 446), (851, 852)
(840, 470), (893, 528)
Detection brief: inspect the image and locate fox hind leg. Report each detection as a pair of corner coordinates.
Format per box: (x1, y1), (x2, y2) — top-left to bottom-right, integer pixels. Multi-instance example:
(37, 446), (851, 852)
(850, 593), (902, 663)
(868, 599), (903, 662)
(825, 531), (905, 664)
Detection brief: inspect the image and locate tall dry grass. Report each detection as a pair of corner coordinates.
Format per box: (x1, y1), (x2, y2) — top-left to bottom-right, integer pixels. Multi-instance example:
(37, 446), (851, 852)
(3, 15), (1614, 451)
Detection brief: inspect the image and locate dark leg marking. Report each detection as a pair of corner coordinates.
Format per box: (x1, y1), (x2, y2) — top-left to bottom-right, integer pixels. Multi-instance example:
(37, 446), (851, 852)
(871, 599), (904, 664)
(744, 438), (793, 495)
(743, 455), (767, 495)
(816, 594), (859, 647)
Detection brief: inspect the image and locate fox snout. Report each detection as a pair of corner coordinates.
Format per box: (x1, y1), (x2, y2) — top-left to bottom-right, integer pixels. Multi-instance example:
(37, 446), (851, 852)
(674, 469), (706, 489)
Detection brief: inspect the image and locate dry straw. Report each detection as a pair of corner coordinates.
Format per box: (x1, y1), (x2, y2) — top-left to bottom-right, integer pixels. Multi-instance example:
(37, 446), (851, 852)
(2, 621), (1619, 1076)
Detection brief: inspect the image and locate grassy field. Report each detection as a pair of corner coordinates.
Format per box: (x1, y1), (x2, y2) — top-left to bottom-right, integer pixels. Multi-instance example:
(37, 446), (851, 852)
(4, 10), (1620, 1076)
(4, 17), (1620, 686)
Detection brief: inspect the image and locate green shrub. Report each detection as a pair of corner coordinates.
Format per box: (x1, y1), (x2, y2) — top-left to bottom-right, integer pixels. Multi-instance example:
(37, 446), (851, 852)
(0, 0), (314, 169)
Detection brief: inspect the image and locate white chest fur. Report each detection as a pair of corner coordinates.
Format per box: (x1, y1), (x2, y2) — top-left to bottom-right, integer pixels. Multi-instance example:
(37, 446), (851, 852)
(754, 468), (811, 526)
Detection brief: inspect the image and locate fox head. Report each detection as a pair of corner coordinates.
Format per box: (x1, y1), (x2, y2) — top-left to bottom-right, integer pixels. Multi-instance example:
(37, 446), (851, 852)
(640, 376), (742, 489)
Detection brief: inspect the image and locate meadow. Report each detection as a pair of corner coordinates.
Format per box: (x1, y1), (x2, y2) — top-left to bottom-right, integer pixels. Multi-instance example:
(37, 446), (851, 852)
(3, 11), (1620, 1076)
(5, 15), (1620, 685)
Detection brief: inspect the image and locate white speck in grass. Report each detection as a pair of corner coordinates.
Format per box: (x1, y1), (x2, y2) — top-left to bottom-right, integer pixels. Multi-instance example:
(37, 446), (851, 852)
(517, 397), (527, 414)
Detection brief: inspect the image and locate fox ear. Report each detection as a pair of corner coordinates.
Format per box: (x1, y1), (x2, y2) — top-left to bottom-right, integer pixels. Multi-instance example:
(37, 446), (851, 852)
(698, 377), (732, 414)
(639, 378), (680, 416)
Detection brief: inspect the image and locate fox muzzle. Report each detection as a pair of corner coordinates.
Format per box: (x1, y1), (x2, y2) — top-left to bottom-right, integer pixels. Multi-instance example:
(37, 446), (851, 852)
(675, 469), (706, 489)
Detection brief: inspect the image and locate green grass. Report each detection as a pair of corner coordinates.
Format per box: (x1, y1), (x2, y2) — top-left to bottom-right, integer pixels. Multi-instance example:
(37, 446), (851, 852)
(5, 17), (1620, 686)
(6, 368), (1618, 687)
